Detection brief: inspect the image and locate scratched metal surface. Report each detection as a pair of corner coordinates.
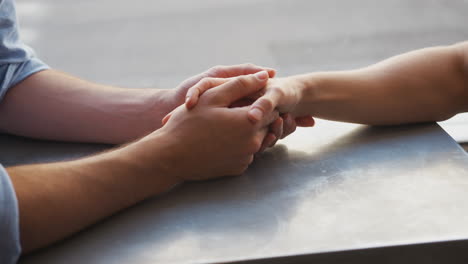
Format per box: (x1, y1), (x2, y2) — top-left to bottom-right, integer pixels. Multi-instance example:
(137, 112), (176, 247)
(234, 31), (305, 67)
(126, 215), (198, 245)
(9, 120), (468, 263)
(7, 0), (468, 262)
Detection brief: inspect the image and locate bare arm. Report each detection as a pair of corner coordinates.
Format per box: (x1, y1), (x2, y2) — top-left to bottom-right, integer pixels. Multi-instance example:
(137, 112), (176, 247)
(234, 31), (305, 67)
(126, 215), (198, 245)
(8, 142), (179, 253)
(0, 65), (275, 144)
(0, 69), (175, 144)
(8, 72), (277, 253)
(246, 41), (468, 125)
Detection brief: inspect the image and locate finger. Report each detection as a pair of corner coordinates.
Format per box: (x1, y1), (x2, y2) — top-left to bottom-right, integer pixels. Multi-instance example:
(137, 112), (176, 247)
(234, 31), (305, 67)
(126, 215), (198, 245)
(258, 133), (276, 153)
(281, 113), (297, 139)
(269, 136), (279, 148)
(180, 64), (275, 109)
(252, 125), (270, 153)
(295, 116), (315, 127)
(177, 73), (208, 95)
(270, 117), (283, 140)
(208, 64), (276, 79)
(185, 77), (230, 109)
(248, 86), (284, 123)
(161, 111), (173, 126)
(258, 117), (283, 153)
(209, 71), (269, 107)
(259, 109), (280, 127)
(246, 88), (267, 101)
(247, 154), (255, 165)
(230, 98), (255, 108)
(267, 126), (282, 148)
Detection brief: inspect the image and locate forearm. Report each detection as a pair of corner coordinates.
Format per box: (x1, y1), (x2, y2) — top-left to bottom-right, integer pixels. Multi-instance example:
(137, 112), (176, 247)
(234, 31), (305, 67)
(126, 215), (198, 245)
(5, 72), (275, 254)
(0, 70), (179, 144)
(8, 136), (179, 253)
(292, 42), (468, 125)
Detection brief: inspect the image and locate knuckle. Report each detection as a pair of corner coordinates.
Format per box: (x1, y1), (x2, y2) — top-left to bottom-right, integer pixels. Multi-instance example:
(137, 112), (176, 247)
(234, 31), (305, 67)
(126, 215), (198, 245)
(258, 98), (274, 112)
(198, 71), (210, 79)
(200, 77), (213, 86)
(208, 65), (226, 76)
(269, 139), (278, 148)
(272, 111), (280, 120)
(198, 78), (208, 86)
(233, 76), (250, 89)
(270, 86), (285, 97)
(273, 124), (283, 137)
(277, 116), (284, 126)
(208, 65), (221, 75)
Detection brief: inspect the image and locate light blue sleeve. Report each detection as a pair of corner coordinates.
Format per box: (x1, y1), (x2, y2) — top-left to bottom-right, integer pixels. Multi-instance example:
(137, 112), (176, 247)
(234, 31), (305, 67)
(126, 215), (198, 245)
(0, 165), (21, 264)
(0, 56), (49, 101)
(0, 0), (49, 101)
(0, 0), (50, 262)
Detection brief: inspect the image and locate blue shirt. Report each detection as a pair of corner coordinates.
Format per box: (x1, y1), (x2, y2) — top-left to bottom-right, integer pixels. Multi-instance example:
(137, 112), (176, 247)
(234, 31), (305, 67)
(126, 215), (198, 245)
(0, 0), (49, 263)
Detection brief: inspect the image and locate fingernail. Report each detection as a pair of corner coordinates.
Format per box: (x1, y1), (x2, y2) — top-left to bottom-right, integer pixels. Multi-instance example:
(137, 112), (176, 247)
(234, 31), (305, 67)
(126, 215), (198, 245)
(185, 96), (190, 104)
(249, 108), (263, 121)
(269, 137), (277, 147)
(254, 71), (268, 80)
(268, 68), (276, 77)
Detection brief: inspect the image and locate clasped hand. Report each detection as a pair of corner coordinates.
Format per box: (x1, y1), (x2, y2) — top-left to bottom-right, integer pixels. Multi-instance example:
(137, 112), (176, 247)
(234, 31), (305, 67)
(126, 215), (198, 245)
(175, 66), (315, 150)
(153, 64), (314, 182)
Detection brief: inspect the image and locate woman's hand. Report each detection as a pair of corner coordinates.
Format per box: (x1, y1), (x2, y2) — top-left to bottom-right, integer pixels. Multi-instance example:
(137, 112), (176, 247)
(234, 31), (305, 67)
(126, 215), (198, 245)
(247, 77), (314, 127)
(183, 75), (315, 146)
(141, 72), (279, 181)
(171, 63), (276, 109)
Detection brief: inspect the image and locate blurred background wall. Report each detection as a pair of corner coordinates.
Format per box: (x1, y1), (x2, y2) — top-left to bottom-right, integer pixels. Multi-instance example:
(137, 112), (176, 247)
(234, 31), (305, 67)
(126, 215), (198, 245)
(15, 0), (468, 144)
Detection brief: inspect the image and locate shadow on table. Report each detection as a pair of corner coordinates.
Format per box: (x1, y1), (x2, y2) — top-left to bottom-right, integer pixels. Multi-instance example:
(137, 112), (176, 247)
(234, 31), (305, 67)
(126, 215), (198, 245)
(0, 133), (111, 167)
(19, 124), (463, 263)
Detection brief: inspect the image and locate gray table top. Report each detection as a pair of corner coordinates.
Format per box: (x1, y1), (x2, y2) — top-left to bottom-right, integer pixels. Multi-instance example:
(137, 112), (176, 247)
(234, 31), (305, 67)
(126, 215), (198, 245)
(3, 119), (467, 263)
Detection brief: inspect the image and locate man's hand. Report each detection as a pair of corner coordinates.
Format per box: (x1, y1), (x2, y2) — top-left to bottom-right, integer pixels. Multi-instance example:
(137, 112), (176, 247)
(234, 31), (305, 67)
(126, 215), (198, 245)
(9, 71), (278, 253)
(182, 76), (315, 148)
(0, 65), (275, 144)
(170, 64), (276, 109)
(133, 71), (279, 181)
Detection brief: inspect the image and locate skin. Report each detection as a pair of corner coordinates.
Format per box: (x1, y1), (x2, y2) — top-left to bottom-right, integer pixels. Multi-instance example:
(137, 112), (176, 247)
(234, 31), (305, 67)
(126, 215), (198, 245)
(7, 71), (279, 253)
(173, 78), (316, 149)
(243, 41), (468, 125)
(13, 39), (466, 254)
(0, 64), (276, 144)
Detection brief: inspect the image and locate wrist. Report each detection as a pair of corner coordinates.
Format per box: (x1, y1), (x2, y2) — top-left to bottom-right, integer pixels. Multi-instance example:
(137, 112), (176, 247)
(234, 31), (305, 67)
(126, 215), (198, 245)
(134, 88), (184, 136)
(158, 88), (184, 114)
(109, 131), (183, 195)
(287, 73), (320, 116)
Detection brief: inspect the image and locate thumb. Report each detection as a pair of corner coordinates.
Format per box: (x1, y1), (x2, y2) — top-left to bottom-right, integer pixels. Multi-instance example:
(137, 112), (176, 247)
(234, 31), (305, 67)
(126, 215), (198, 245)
(295, 116), (315, 127)
(208, 71), (269, 107)
(185, 77), (231, 109)
(161, 109), (176, 126)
